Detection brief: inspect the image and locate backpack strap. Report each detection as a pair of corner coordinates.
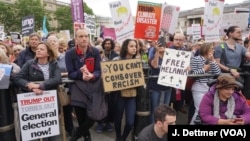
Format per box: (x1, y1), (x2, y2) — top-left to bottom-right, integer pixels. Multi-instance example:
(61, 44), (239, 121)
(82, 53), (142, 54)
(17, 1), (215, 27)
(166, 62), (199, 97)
(220, 43), (228, 66)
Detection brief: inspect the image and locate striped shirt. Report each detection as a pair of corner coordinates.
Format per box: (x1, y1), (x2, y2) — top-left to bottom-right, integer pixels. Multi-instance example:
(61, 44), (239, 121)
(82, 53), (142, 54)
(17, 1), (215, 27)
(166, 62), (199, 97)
(190, 56), (221, 83)
(38, 64), (50, 80)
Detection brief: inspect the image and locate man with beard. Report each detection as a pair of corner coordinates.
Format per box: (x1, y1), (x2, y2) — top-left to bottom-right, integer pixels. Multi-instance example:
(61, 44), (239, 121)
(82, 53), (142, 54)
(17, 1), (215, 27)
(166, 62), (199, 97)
(169, 33), (188, 114)
(17, 33), (40, 67)
(95, 38), (118, 133)
(102, 38), (119, 60)
(214, 26), (250, 78)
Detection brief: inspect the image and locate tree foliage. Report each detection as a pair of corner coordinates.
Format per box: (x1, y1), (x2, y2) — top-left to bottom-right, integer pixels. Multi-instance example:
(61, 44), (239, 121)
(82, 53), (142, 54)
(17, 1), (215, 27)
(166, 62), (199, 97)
(0, 3), (17, 33)
(15, 0), (47, 32)
(0, 0), (48, 33)
(54, 2), (95, 33)
(0, 0), (95, 34)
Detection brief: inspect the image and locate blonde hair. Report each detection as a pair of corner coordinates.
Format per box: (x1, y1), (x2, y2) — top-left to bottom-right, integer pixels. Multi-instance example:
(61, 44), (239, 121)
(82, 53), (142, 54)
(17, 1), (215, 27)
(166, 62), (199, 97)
(0, 48), (10, 64)
(58, 38), (68, 50)
(13, 45), (24, 52)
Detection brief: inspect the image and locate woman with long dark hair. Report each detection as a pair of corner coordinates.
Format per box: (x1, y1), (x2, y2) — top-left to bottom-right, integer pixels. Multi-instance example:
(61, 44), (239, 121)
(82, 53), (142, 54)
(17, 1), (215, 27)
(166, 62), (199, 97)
(113, 39), (137, 141)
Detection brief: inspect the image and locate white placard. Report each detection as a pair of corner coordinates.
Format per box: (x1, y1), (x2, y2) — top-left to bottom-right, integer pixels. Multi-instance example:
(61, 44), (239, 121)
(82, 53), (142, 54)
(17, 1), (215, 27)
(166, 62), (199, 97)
(109, 0), (134, 43)
(17, 90), (59, 141)
(157, 48), (191, 90)
(204, 0), (224, 42)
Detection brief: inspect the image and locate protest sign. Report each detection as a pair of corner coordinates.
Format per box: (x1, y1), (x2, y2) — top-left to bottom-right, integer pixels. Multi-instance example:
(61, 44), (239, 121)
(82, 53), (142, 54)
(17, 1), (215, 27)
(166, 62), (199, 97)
(157, 48), (191, 90)
(73, 22), (85, 37)
(21, 15), (34, 37)
(134, 1), (162, 40)
(84, 13), (96, 35)
(109, 0), (134, 43)
(160, 3), (180, 34)
(203, 0), (224, 42)
(17, 90), (59, 140)
(0, 64), (12, 89)
(100, 59), (145, 92)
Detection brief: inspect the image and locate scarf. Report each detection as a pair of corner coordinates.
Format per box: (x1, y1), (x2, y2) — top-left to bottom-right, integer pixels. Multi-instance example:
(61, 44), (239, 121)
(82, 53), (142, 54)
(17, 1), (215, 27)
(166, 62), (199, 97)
(213, 90), (236, 119)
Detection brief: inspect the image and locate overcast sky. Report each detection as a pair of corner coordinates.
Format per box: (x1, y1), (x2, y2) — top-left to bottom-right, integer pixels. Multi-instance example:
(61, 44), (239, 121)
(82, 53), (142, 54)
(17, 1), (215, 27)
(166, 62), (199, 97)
(59, 0), (247, 17)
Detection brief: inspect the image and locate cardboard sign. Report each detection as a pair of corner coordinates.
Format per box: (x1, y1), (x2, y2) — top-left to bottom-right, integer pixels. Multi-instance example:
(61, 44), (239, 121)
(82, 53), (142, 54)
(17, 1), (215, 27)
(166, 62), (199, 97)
(157, 48), (191, 90)
(134, 1), (162, 40)
(17, 90), (59, 140)
(100, 59), (145, 92)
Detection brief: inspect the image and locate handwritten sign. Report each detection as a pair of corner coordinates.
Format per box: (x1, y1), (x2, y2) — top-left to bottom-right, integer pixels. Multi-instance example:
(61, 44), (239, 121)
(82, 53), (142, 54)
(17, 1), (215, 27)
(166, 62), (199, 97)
(17, 90), (59, 141)
(204, 0), (224, 42)
(134, 1), (162, 40)
(158, 48), (191, 90)
(109, 0), (134, 43)
(100, 59), (145, 92)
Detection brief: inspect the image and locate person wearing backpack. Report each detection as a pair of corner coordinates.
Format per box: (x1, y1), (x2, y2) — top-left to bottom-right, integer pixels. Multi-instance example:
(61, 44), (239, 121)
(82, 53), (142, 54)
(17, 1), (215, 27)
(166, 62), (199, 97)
(214, 26), (250, 77)
(65, 29), (102, 141)
(214, 26), (250, 105)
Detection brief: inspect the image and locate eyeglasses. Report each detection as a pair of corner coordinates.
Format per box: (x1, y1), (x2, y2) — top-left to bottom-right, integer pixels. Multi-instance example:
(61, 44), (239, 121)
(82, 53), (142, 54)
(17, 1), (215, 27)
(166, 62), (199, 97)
(174, 39), (183, 42)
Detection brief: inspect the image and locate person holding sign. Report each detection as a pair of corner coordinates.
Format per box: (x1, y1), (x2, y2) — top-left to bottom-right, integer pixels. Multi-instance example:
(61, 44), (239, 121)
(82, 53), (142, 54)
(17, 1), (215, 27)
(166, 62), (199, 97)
(113, 39), (138, 141)
(14, 42), (62, 140)
(148, 40), (172, 123)
(189, 42), (221, 125)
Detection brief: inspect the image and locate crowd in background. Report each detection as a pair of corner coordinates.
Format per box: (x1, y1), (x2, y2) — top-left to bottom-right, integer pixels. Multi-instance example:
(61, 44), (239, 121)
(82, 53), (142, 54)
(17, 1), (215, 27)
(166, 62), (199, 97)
(1, 25), (250, 141)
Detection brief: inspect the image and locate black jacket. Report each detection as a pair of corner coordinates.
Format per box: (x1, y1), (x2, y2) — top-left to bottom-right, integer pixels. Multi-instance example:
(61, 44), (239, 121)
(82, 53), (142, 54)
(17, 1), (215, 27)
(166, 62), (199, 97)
(14, 59), (62, 92)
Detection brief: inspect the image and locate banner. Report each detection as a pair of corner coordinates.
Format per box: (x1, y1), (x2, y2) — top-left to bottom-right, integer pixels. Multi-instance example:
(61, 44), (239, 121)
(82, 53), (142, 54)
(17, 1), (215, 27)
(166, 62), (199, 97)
(84, 13), (96, 35)
(157, 48), (191, 90)
(101, 25), (117, 40)
(134, 1), (162, 40)
(100, 59), (145, 92)
(160, 3), (180, 34)
(22, 15), (35, 36)
(42, 16), (48, 37)
(0, 64), (12, 89)
(70, 0), (84, 23)
(203, 0), (224, 42)
(109, 0), (134, 43)
(17, 90), (59, 141)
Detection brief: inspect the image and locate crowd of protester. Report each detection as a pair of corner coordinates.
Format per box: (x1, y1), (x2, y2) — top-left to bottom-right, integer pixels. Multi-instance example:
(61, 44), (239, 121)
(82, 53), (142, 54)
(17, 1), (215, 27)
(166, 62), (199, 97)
(1, 25), (250, 141)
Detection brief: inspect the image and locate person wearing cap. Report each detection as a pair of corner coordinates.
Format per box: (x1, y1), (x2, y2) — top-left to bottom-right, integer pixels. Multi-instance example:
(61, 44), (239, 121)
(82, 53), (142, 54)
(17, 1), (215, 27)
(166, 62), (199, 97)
(199, 74), (250, 125)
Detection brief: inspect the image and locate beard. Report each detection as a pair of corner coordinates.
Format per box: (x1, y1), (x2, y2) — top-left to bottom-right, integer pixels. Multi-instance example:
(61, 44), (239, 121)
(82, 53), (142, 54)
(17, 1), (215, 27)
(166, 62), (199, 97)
(232, 37), (241, 41)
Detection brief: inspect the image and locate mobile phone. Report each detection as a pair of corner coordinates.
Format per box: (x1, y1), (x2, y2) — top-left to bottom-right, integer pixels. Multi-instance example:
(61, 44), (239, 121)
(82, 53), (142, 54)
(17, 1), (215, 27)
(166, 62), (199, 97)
(233, 118), (243, 123)
(158, 36), (166, 47)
